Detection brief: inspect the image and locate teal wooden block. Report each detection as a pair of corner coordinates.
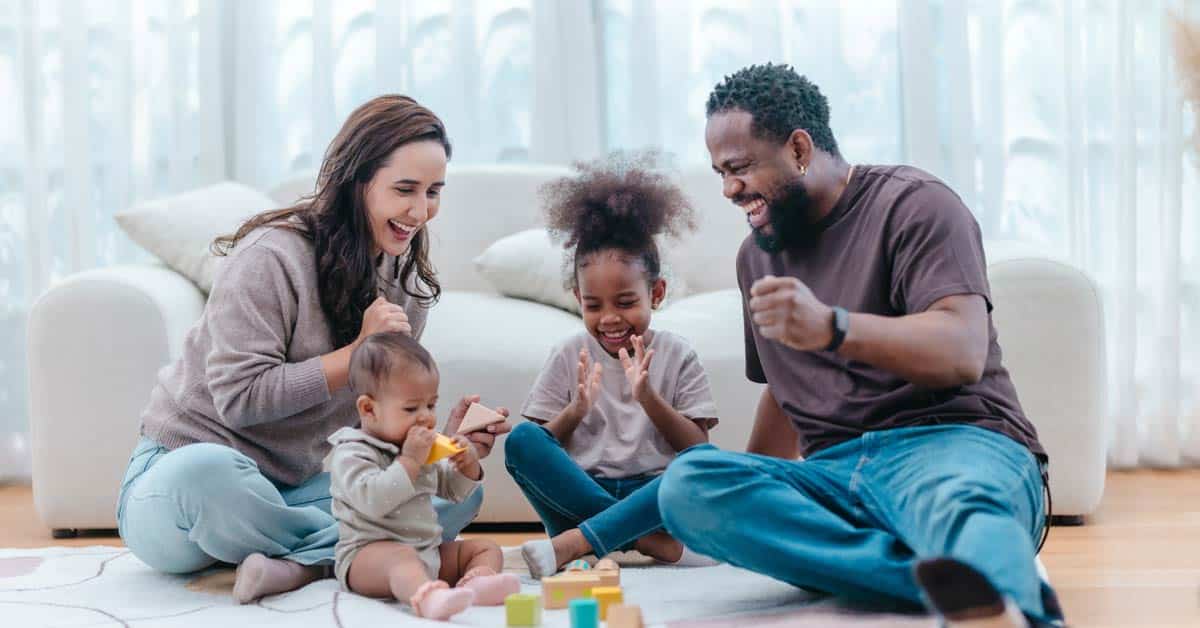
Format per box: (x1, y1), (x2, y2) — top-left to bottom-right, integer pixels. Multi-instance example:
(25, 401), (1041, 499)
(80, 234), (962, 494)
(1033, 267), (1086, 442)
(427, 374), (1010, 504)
(569, 597), (599, 628)
(506, 593), (542, 626)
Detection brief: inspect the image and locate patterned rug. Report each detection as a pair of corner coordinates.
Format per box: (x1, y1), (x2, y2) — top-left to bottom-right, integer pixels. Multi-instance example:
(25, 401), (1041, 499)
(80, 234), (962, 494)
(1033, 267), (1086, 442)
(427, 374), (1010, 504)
(0, 546), (935, 627)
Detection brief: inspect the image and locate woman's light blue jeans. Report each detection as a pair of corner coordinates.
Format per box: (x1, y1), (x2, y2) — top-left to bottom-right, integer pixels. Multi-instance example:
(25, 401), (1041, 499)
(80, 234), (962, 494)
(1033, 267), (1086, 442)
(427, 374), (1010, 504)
(116, 436), (483, 574)
(503, 422), (665, 556)
(657, 424), (1061, 625)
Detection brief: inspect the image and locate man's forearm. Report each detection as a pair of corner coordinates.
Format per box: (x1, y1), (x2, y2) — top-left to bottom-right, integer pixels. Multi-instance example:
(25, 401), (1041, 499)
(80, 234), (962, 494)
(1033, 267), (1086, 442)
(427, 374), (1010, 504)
(746, 387), (800, 458)
(839, 308), (985, 389)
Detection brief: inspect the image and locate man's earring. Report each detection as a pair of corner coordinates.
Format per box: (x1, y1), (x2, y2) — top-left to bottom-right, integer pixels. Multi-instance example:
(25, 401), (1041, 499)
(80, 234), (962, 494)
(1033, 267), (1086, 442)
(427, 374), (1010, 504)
(799, 164), (808, 177)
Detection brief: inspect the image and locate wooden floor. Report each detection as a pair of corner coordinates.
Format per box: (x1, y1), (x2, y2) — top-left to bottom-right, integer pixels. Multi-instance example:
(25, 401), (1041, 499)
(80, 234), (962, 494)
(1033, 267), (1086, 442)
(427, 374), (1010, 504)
(2, 470), (1198, 627)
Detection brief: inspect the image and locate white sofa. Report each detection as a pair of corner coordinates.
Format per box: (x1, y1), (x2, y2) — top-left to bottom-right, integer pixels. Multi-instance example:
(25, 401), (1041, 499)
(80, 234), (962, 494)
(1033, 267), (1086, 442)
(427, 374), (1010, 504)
(28, 164), (1107, 533)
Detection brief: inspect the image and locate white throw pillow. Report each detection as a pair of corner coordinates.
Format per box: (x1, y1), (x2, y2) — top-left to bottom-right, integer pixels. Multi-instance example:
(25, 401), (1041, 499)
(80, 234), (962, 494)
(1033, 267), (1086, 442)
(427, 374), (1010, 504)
(473, 228), (689, 315)
(115, 182), (277, 294)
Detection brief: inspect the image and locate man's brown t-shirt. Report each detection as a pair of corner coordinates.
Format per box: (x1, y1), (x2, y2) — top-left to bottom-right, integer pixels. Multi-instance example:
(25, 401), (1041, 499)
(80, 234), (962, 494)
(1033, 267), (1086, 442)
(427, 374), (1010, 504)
(737, 165), (1046, 460)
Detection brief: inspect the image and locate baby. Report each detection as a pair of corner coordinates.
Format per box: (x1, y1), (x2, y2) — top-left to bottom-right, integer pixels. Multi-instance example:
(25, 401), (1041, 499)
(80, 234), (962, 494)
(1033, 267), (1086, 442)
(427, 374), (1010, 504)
(325, 331), (519, 620)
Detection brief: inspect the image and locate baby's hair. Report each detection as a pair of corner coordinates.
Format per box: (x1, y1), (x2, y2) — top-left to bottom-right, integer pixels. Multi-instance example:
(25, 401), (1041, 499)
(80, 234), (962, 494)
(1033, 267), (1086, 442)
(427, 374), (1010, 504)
(541, 151), (696, 290)
(349, 332), (437, 397)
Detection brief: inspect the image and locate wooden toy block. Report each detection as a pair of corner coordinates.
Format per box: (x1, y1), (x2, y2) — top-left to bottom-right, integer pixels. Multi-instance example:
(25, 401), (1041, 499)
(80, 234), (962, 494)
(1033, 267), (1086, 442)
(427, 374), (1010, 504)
(565, 559), (591, 571)
(505, 593), (542, 626)
(424, 434), (465, 464)
(591, 558), (618, 585)
(588, 586), (622, 620)
(457, 402), (506, 434)
(592, 569), (619, 587)
(606, 604), (644, 628)
(593, 558), (619, 571)
(541, 573), (601, 609)
(568, 597), (599, 628)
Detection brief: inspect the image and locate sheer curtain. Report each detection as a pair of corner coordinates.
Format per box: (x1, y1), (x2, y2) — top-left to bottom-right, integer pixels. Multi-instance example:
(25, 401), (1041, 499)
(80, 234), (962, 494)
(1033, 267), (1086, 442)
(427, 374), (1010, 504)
(599, 0), (1200, 468)
(1, 0), (1196, 478)
(0, 0), (568, 480)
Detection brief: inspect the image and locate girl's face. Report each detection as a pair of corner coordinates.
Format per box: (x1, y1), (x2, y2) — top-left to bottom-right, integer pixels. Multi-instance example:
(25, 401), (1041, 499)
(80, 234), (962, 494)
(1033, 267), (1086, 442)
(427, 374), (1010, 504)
(574, 251), (666, 357)
(363, 140), (448, 258)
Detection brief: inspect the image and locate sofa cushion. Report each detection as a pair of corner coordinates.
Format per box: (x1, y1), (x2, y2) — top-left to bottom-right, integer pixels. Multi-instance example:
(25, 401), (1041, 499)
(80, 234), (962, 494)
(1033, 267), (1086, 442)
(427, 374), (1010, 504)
(473, 228), (691, 315)
(115, 182), (275, 294)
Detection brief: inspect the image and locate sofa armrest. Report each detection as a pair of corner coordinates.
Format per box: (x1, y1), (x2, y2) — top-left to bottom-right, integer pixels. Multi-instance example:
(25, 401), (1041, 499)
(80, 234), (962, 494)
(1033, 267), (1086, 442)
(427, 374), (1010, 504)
(989, 257), (1107, 517)
(28, 264), (205, 530)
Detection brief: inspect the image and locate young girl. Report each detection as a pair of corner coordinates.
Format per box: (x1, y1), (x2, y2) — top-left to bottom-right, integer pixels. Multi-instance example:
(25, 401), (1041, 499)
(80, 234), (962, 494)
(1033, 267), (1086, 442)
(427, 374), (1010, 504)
(504, 153), (720, 577)
(325, 332), (519, 620)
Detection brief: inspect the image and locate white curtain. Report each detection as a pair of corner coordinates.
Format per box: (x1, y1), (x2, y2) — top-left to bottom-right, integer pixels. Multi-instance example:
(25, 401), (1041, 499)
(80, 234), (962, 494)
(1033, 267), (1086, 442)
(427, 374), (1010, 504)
(1, 0), (1196, 476)
(601, 0), (1200, 468)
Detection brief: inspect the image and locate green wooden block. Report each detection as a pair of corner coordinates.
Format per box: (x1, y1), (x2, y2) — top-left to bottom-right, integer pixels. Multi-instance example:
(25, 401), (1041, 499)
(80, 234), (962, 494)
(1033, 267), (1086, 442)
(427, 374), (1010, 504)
(506, 593), (542, 626)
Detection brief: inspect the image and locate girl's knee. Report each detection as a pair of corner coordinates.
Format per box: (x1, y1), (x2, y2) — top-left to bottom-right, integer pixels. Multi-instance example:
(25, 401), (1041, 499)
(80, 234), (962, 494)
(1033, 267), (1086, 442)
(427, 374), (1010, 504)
(503, 421), (553, 466)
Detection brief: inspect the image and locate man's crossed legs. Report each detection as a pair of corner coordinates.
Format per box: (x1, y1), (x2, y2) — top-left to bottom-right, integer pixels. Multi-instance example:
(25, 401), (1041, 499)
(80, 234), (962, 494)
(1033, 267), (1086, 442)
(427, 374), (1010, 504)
(658, 425), (1062, 627)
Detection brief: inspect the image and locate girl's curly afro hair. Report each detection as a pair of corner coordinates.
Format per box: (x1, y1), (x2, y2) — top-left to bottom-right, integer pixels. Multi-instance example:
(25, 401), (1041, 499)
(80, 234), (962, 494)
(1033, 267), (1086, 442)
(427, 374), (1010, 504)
(541, 151), (697, 288)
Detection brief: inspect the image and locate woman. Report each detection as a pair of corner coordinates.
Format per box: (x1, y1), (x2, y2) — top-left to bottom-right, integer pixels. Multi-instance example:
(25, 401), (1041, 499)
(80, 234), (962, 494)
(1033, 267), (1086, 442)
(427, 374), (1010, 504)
(115, 95), (510, 602)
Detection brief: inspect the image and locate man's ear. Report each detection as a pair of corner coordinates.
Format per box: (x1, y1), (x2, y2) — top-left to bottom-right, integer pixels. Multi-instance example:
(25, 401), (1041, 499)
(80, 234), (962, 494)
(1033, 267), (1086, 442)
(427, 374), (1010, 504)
(788, 128), (814, 170)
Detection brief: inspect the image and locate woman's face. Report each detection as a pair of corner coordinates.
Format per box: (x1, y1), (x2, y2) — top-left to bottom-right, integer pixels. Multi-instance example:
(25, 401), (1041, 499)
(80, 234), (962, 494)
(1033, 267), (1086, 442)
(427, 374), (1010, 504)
(363, 140), (449, 258)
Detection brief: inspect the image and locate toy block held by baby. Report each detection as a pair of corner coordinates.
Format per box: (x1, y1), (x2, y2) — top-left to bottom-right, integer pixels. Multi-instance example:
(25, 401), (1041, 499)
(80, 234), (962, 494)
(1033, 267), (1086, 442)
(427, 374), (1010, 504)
(425, 434), (465, 464)
(606, 604), (644, 628)
(589, 586), (623, 620)
(568, 597), (599, 628)
(457, 402), (506, 434)
(505, 593), (542, 626)
(541, 573), (601, 609)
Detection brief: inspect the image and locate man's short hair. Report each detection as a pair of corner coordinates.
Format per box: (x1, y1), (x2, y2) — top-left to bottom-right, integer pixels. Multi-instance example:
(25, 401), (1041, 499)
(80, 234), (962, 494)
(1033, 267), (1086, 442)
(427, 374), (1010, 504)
(349, 332), (437, 396)
(706, 63), (840, 157)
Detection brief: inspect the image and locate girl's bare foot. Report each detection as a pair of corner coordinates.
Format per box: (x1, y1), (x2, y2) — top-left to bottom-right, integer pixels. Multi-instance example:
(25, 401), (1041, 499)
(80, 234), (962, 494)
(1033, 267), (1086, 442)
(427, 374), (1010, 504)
(458, 566), (521, 605)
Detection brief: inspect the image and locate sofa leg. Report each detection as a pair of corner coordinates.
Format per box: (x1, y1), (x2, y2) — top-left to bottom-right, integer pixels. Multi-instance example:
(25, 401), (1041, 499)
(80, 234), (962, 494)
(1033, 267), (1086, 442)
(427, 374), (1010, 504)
(1050, 515), (1085, 526)
(51, 528), (79, 539)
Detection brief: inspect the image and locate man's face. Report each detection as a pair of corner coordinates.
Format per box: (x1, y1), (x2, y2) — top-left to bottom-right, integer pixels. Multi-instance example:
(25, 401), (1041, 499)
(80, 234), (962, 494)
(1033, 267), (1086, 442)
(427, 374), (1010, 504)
(706, 110), (815, 252)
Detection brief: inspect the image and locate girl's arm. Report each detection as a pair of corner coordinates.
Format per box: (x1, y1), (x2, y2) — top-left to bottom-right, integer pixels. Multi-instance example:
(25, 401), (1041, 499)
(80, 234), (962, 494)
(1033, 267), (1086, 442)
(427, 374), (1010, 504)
(528, 347), (602, 446)
(637, 390), (709, 451)
(539, 404), (589, 446)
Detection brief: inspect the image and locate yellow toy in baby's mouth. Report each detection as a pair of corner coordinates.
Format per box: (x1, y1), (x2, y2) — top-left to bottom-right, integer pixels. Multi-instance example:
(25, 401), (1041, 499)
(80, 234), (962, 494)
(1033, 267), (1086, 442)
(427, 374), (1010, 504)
(425, 434), (465, 464)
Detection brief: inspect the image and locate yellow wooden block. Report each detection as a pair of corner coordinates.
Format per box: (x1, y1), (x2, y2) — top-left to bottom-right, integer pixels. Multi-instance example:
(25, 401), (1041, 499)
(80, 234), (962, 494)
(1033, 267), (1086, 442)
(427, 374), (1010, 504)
(540, 573), (601, 609)
(425, 434), (465, 464)
(589, 586), (623, 620)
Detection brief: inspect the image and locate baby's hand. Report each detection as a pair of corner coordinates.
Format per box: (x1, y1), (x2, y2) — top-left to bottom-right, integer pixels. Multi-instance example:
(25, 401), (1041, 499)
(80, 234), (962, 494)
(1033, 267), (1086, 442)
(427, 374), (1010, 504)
(449, 435), (482, 480)
(400, 426), (436, 465)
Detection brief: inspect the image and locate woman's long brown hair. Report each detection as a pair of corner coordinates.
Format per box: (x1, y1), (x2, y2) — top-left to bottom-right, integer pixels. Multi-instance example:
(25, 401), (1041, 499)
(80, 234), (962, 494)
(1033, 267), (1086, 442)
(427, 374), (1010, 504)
(212, 95), (449, 347)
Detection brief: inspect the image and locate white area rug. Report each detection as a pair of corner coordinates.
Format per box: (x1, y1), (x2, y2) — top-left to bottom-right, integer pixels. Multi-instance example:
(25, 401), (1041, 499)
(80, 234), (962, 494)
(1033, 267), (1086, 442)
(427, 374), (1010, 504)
(0, 546), (935, 627)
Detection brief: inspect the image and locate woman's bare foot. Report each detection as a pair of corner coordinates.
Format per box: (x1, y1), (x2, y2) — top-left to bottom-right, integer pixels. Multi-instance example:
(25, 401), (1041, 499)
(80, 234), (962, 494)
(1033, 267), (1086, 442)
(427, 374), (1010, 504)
(232, 553), (324, 604)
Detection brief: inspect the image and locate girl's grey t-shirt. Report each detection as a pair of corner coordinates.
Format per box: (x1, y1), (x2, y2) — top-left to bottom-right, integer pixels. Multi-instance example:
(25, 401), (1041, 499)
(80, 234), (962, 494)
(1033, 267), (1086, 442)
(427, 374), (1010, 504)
(521, 329), (718, 479)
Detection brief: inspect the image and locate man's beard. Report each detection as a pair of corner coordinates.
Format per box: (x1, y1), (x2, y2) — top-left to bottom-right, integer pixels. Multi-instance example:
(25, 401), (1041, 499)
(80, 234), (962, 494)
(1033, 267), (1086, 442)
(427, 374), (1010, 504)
(746, 179), (815, 253)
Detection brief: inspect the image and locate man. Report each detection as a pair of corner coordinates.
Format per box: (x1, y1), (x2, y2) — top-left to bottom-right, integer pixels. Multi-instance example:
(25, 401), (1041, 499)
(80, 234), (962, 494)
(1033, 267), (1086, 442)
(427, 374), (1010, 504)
(657, 64), (1063, 628)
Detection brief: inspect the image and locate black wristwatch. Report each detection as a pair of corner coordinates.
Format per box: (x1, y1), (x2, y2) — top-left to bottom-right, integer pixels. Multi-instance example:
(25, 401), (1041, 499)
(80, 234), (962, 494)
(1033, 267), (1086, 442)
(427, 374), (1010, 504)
(825, 306), (849, 352)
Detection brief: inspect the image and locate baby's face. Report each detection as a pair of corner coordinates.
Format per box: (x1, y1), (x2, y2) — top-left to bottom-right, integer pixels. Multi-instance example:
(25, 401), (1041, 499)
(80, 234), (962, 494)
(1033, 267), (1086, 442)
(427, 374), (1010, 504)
(361, 366), (440, 446)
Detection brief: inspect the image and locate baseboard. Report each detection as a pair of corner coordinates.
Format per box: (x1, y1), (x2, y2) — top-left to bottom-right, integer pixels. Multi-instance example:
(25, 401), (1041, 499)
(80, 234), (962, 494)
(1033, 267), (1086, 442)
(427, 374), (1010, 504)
(1049, 514), (1085, 526)
(463, 521), (546, 534)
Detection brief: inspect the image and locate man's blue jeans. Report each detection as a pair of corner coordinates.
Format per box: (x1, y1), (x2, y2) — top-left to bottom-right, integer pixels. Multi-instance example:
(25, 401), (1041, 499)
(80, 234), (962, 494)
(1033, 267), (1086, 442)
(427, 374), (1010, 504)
(504, 422), (665, 556)
(116, 436), (482, 574)
(658, 424), (1059, 624)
